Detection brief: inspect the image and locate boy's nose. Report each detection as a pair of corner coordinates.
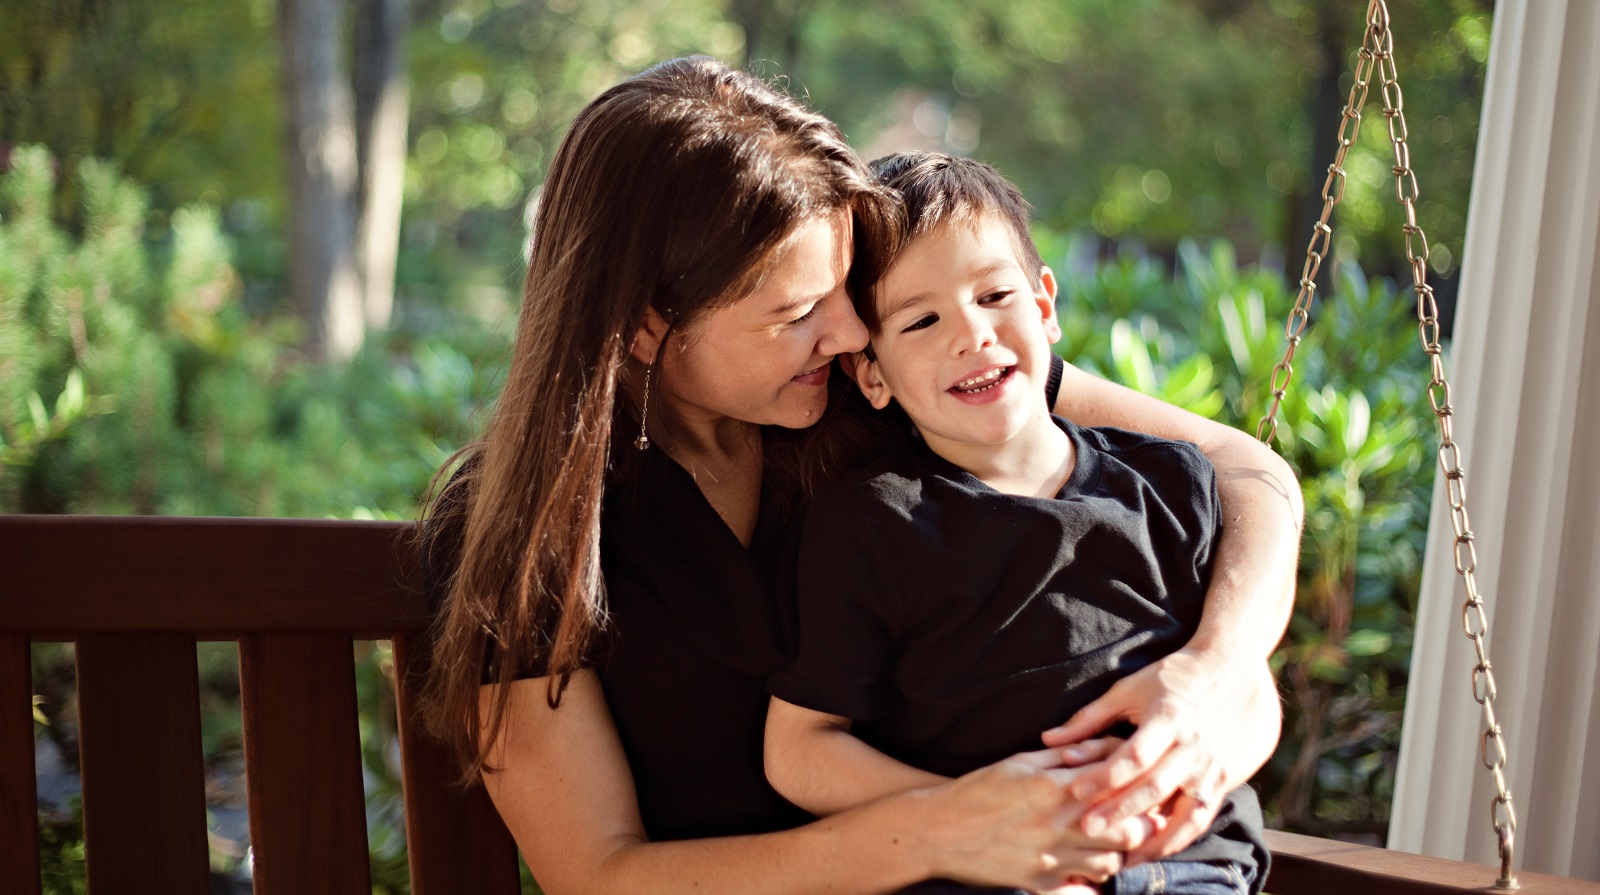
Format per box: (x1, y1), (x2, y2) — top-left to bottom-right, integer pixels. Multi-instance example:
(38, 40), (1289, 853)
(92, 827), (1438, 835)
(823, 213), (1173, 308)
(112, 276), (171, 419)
(950, 308), (997, 355)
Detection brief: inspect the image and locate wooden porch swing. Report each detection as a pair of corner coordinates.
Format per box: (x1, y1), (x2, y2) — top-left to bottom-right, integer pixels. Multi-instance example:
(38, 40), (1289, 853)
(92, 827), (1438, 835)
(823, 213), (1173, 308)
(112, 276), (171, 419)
(2, 3), (1598, 894)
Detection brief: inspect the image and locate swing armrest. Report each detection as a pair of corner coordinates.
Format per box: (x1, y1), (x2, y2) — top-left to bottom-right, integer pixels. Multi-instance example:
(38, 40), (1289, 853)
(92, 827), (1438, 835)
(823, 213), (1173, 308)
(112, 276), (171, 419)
(1263, 829), (1600, 895)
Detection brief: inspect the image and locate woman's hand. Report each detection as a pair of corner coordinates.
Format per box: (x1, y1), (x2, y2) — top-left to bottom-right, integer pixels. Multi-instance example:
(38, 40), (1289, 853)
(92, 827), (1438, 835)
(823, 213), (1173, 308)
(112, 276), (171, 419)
(911, 739), (1153, 892)
(1039, 650), (1280, 862)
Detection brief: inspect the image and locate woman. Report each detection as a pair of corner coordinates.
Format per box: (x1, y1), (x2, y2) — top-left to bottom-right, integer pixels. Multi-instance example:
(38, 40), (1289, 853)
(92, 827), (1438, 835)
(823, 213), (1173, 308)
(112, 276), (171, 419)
(422, 56), (1298, 894)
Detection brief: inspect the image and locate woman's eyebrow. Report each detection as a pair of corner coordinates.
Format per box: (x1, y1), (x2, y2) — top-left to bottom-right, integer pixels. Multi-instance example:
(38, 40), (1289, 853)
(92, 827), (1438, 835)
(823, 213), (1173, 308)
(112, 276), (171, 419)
(769, 293), (827, 317)
(769, 273), (850, 317)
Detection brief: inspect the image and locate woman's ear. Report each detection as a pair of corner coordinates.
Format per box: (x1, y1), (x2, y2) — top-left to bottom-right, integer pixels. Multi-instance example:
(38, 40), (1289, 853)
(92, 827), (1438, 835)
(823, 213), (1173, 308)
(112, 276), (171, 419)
(1036, 266), (1062, 344)
(629, 306), (672, 365)
(852, 351), (895, 410)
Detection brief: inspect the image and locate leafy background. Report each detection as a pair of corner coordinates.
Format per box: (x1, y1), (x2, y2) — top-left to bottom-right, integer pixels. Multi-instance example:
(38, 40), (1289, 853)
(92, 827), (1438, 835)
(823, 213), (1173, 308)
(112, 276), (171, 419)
(1, 0), (1488, 890)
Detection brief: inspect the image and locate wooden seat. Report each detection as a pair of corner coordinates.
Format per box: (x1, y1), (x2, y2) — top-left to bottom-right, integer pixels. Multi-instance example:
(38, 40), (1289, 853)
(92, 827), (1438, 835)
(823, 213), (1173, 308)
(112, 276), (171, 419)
(1, 515), (1596, 894)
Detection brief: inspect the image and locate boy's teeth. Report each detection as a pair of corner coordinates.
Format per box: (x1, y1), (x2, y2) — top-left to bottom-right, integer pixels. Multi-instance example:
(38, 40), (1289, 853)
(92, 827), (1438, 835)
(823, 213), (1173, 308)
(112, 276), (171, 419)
(955, 368), (1006, 390)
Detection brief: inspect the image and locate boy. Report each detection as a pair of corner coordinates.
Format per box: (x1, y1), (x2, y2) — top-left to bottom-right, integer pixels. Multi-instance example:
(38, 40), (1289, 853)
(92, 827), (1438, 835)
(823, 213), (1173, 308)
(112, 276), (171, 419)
(764, 153), (1267, 895)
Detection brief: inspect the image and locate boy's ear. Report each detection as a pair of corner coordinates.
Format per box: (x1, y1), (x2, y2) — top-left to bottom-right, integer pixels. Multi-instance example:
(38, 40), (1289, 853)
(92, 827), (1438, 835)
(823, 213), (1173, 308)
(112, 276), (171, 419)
(1036, 266), (1062, 344)
(629, 306), (672, 365)
(851, 351), (895, 410)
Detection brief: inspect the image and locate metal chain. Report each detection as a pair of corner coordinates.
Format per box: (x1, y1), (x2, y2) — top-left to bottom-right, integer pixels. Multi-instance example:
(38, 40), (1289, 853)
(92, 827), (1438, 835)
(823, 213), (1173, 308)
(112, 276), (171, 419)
(1256, 2), (1520, 888)
(1253, 7), (1379, 444)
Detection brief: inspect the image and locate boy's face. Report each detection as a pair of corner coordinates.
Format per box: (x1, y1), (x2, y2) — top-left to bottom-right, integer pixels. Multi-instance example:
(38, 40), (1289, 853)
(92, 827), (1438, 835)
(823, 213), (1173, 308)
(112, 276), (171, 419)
(855, 213), (1061, 450)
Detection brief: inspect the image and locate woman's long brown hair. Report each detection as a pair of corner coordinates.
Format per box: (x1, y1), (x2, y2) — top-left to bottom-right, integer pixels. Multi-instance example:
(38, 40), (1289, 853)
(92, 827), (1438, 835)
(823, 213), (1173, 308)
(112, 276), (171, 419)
(419, 57), (896, 780)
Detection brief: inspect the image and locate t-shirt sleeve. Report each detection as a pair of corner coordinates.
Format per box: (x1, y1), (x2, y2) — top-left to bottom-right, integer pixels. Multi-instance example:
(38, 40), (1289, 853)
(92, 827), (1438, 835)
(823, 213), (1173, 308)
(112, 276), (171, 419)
(768, 488), (899, 721)
(1151, 440), (1223, 597)
(1176, 443), (1223, 589)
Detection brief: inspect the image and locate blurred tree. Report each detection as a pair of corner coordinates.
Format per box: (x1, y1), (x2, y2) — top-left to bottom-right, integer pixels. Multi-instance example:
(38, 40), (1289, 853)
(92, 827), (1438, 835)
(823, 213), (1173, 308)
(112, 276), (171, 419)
(278, 0), (364, 361)
(355, 0), (411, 332)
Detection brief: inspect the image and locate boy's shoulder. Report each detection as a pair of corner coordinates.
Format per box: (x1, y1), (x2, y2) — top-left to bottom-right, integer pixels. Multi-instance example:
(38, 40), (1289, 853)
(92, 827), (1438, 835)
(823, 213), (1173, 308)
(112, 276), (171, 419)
(807, 446), (929, 525)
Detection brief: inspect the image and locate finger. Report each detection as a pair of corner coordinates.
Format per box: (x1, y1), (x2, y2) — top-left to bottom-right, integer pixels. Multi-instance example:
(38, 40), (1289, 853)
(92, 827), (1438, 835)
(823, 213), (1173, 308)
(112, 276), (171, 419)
(1072, 848), (1124, 883)
(1128, 795), (1221, 863)
(1036, 848), (1123, 886)
(1057, 737), (1123, 767)
(1082, 748), (1203, 831)
(1042, 688), (1130, 746)
(1005, 746), (1074, 771)
(1039, 880), (1101, 895)
(1070, 717), (1181, 803)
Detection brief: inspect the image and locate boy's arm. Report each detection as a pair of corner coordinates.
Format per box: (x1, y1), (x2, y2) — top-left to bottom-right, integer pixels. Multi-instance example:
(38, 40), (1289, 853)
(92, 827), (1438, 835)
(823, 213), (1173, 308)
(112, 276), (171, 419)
(765, 696), (947, 817)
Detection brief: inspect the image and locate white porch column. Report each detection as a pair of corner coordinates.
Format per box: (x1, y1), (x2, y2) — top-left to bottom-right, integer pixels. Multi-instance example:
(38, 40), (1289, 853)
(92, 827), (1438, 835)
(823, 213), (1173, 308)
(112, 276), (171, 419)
(1388, 0), (1600, 880)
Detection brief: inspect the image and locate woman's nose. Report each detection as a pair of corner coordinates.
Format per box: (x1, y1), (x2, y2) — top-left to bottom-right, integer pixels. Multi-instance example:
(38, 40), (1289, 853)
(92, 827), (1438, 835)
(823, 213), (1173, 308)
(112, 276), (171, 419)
(818, 291), (869, 355)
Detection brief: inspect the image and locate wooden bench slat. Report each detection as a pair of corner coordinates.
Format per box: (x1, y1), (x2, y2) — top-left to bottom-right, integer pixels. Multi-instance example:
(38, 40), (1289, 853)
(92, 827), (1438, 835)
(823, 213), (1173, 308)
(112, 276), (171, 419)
(392, 633), (521, 895)
(0, 634), (41, 895)
(1264, 829), (1600, 894)
(0, 516), (425, 637)
(75, 633), (210, 895)
(240, 632), (371, 895)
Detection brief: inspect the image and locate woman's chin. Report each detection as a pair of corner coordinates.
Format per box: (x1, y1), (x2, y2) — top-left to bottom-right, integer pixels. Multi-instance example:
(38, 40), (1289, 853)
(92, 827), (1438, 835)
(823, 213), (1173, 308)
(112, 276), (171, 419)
(766, 387), (831, 429)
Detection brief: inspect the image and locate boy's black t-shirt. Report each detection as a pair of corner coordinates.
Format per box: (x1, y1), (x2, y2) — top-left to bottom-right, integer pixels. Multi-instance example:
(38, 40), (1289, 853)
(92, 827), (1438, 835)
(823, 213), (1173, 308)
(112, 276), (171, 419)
(769, 417), (1267, 878)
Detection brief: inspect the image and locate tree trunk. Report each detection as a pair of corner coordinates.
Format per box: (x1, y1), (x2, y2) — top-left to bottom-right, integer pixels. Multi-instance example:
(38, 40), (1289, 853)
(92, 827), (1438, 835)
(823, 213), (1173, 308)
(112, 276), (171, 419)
(278, 0), (363, 361)
(353, 0), (409, 333)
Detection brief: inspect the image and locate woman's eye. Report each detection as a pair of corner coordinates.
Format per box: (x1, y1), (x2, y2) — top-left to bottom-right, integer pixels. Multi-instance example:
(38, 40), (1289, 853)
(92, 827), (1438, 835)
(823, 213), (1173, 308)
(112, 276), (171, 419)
(788, 304), (819, 326)
(901, 314), (937, 333)
(979, 288), (1015, 305)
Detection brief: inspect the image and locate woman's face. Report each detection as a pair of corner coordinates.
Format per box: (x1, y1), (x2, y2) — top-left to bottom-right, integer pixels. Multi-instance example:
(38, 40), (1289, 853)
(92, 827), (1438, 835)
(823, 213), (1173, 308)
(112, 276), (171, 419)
(658, 212), (868, 431)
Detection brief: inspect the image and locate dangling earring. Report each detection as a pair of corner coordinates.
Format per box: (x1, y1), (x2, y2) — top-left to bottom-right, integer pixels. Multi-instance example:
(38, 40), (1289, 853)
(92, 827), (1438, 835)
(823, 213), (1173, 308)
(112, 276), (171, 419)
(635, 363), (654, 451)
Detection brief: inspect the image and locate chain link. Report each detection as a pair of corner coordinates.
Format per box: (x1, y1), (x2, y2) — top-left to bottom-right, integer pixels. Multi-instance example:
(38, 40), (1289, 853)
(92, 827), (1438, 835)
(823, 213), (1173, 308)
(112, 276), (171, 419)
(1255, 2), (1519, 887)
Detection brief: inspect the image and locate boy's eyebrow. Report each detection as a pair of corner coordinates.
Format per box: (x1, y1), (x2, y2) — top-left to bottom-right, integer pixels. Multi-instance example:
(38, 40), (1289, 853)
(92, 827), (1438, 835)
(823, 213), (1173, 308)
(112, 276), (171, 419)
(878, 291), (929, 324)
(878, 260), (1018, 324)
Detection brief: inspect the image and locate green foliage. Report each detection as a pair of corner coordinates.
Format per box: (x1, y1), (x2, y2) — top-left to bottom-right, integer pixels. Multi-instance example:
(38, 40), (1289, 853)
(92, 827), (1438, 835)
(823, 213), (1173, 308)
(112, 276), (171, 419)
(38, 795), (87, 895)
(0, 147), (499, 517)
(1053, 231), (1432, 837)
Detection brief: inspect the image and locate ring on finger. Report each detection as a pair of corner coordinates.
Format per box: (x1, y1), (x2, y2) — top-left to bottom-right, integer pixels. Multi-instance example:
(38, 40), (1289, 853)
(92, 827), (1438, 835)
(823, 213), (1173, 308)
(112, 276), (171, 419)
(1179, 785), (1212, 809)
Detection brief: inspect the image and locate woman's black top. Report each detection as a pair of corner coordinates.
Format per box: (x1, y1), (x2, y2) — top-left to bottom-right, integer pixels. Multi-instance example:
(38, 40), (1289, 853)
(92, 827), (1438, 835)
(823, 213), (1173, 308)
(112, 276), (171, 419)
(422, 440), (810, 842)
(593, 444), (811, 840)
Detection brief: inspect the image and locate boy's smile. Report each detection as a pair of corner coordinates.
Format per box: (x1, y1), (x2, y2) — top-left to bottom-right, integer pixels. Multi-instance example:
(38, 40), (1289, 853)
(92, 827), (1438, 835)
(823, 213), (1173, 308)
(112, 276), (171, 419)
(855, 213), (1065, 474)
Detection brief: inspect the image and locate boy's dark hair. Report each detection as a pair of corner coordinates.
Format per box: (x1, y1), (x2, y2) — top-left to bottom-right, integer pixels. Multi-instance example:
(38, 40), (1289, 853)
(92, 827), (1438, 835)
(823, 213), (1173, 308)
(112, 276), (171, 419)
(860, 152), (1044, 332)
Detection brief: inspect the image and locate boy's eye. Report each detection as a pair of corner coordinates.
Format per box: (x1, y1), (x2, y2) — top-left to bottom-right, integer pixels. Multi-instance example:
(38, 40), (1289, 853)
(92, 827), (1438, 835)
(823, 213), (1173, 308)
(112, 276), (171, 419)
(901, 314), (937, 333)
(979, 288), (1015, 305)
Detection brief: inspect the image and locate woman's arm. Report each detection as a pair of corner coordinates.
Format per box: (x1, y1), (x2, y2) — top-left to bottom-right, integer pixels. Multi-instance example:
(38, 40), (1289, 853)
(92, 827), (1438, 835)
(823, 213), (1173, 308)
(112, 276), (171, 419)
(1047, 361), (1299, 852)
(764, 696), (947, 817)
(482, 670), (1139, 895)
